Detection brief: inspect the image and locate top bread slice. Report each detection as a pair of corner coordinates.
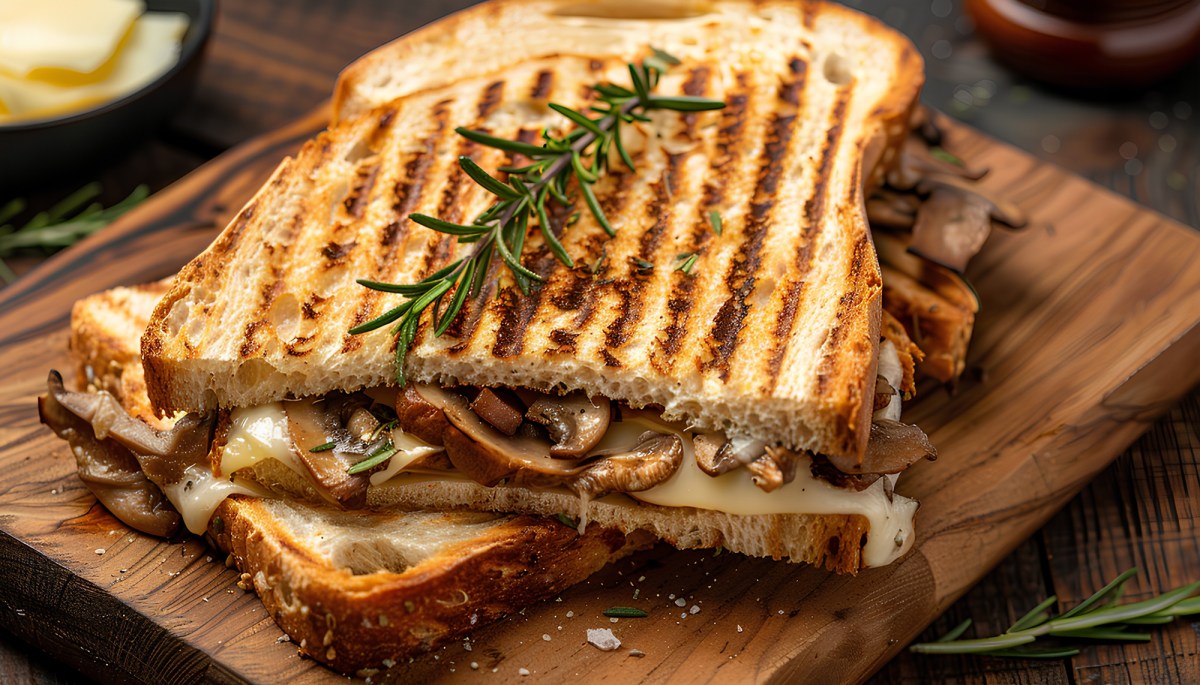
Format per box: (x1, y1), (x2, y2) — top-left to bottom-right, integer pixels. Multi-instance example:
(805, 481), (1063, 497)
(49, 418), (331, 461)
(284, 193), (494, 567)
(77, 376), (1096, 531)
(141, 0), (923, 462)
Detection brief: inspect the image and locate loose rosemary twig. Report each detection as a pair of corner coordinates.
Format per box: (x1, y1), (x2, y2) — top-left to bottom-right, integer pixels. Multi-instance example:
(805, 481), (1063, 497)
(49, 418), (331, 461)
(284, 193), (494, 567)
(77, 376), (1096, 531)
(349, 48), (724, 384)
(910, 568), (1200, 659)
(0, 183), (149, 284)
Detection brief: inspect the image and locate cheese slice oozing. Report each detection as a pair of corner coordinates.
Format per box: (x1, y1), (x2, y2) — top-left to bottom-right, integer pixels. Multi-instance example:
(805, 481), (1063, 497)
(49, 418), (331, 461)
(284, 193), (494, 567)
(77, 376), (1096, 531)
(211, 398), (918, 567)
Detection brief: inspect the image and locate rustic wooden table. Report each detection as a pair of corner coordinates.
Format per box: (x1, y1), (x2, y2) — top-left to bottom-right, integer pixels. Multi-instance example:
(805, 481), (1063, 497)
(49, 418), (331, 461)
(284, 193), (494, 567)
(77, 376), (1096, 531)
(2, 1), (1196, 683)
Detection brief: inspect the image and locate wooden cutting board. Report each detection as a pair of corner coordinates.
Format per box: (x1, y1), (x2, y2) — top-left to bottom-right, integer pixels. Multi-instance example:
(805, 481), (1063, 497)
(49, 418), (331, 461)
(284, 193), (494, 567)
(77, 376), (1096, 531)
(0, 110), (1197, 685)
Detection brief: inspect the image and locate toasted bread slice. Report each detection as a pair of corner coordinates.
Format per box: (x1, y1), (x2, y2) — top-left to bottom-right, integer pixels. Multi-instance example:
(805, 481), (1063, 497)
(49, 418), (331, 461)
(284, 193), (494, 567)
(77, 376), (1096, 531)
(142, 0), (923, 464)
(209, 499), (646, 674)
(68, 282), (649, 673)
(70, 280), (173, 429)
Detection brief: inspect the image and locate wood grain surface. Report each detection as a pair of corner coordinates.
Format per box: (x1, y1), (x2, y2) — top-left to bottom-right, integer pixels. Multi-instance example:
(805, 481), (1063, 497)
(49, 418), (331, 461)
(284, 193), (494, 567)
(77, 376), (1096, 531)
(3, 1), (1199, 683)
(0, 103), (1197, 683)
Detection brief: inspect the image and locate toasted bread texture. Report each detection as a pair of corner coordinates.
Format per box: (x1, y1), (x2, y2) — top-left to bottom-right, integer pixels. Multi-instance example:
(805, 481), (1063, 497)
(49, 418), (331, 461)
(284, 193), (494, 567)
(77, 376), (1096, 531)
(142, 0), (923, 463)
(70, 280), (174, 429)
(209, 498), (647, 674)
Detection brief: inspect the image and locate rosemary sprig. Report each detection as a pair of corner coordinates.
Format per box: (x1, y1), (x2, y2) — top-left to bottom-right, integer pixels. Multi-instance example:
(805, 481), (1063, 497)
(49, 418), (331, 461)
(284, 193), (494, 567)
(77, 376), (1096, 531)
(910, 568), (1200, 659)
(350, 49), (724, 384)
(0, 183), (148, 283)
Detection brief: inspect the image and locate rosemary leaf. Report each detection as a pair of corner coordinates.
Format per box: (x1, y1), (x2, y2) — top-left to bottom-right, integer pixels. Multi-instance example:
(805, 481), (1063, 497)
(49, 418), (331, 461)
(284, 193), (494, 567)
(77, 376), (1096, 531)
(455, 127), (555, 157)
(459, 156), (523, 200)
(910, 569), (1200, 660)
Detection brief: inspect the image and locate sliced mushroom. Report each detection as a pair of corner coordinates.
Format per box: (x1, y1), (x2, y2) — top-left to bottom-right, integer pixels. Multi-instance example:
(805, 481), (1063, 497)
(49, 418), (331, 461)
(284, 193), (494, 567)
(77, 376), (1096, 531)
(746, 446), (801, 493)
(419, 384), (582, 486)
(396, 385), (451, 445)
(693, 433), (741, 476)
(570, 432), (682, 498)
(824, 419), (936, 476)
(40, 372), (182, 537)
(809, 454), (881, 492)
(867, 191), (919, 229)
(908, 187), (994, 273)
(525, 393), (611, 458)
(285, 397), (371, 508)
(470, 388), (526, 436)
(917, 174), (1026, 229)
(40, 371), (213, 485)
(902, 137), (989, 181)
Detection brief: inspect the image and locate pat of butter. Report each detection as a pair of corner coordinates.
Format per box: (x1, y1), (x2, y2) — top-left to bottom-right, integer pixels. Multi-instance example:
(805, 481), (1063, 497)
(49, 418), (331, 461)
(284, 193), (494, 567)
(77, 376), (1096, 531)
(0, 0), (143, 77)
(0, 9), (188, 123)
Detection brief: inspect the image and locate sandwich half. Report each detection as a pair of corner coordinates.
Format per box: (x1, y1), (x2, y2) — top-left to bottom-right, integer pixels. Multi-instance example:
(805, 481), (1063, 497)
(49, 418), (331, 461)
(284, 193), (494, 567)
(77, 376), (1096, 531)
(51, 0), (933, 575)
(144, 0), (927, 571)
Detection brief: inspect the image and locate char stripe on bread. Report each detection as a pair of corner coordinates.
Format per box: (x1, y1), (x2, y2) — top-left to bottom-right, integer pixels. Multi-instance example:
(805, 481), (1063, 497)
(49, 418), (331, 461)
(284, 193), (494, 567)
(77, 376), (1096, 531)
(142, 2), (922, 465)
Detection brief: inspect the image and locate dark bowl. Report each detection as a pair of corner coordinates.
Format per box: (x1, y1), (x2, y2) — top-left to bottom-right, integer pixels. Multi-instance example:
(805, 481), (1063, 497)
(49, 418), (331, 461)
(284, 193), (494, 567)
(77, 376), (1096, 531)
(0, 0), (215, 192)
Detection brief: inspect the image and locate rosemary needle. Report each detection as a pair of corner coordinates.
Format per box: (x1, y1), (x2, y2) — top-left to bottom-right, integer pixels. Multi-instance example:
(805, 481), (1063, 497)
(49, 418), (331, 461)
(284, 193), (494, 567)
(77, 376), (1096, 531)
(0, 184), (148, 284)
(352, 49), (725, 384)
(910, 568), (1200, 659)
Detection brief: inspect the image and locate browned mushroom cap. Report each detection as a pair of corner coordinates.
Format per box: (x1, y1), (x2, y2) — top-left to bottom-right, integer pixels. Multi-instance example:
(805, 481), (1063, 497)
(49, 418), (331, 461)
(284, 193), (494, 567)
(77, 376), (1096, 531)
(570, 432), (683, 499)
(918, 174), (1026, 228)
(746, 446), (801, 493)
(908, 186), (994, 273)
(286, 397), (371, 508)
(693, 433), (742, 477)
(824, 419), (936, 476)
(526, 393), (611, 458)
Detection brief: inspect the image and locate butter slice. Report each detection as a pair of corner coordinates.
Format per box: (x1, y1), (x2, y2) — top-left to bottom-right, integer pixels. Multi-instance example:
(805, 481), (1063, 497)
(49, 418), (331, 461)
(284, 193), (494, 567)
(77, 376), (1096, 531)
(0, 11), (188, 123)
(0, 0), (143, 77)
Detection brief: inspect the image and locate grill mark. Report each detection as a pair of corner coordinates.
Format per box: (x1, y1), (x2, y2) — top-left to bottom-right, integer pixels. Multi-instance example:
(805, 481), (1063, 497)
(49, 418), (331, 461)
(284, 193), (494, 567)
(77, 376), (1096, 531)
(239, 321), (265, 358)
(322, 241), (356, 262)
(343, 162), (381, 219)
(531, 70), (554, 100)
(652, 68), (718, 371)
(368, 109), (396, 150)
(764, 86), (850, 393)
(548, 329), (578, 355)
(604, 154), (683, 356)
(341, 101), (451, 353)
(478, 80), (504, 119)
(705, 66), (806, 380)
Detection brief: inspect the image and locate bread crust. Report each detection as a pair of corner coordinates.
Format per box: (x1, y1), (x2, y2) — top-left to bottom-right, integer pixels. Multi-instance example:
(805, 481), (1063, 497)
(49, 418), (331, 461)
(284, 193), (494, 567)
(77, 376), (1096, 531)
(209, 497), (648, 675)
(141, 0), (924, 464)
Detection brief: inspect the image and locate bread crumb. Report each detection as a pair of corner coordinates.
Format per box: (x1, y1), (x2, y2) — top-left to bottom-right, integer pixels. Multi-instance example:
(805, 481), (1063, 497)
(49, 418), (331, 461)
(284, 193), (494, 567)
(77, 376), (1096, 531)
(737, 625), (743, 633)
(471, 662), (479, 670)
(519, 667), (530, 676)
(94, 548), (105, 555)
(674, 598), (686, 607)
(542, 634), (551, 641)
(690, 605), (700, 615)
(566, 611), (574, 618)
(629, 649), (646, 658)
(587, 628), (621, 651)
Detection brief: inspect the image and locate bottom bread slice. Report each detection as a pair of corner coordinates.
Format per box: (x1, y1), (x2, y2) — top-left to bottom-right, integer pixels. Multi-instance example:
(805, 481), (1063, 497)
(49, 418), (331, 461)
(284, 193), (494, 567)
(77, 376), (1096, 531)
(207, 496), (650, 675)
(366, 478), (874, 574)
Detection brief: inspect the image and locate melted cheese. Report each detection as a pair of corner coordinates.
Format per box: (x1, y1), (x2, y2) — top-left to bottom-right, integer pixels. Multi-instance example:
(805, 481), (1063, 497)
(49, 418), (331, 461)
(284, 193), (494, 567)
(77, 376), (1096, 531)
(162, 463), (263, 535)
(0, 8), (188, 122)
(221, 403), (306, 477)
(210, 370), (918, 567)
(585, 412), (917, 567)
